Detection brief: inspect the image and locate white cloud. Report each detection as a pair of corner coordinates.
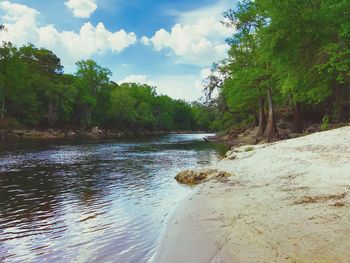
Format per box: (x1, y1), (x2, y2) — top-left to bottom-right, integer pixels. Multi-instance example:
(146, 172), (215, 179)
(117, 72), (212, 102)
(171, 0), (232, 25)
(64, 0), (97, 18)
(117, 75), (155, 87)
(154, 75), (205, 101)
(0, 1), (137, 68)
(141, 36), (151, 46)
(0, 1), (39, 45)
(142, 0), (234, 66)
(199, 68), (212, 79)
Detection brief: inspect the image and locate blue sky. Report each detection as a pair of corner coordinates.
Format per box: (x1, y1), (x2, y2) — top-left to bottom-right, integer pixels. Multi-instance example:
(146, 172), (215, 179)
(0, 0), (236, 101)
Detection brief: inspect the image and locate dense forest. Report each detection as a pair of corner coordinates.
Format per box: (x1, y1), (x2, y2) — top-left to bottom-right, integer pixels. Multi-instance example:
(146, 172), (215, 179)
(1, 0), (350, 138)
(0, 41), (219, 132)
(205, 0), (350, 141)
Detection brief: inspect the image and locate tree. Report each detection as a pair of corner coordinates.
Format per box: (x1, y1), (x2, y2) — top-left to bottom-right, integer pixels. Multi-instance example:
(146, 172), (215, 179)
(0, 25), (5, 120)
(0, 41), (220, 132)
(153, 95), (175, 130)
(108, 86), (138, 129)
(214, 0), (350, 138)
(74, 59), (111, 128)
(221, 0), (280, 140)
(19, 45), (65, 127)
(0, 43), (39, 125)
(314, 0), (350, 121)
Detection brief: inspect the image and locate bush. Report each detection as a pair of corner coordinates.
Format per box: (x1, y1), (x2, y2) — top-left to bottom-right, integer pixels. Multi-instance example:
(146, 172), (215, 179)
(0, 117), (24, 130)
(321, 115), (330, 131)
(244, 146), (255, 152)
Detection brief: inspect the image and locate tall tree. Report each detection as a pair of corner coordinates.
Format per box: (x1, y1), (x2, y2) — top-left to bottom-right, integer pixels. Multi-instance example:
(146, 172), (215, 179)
(75, 59), (111, 128)
(222, 0), (280, 140)
(0, 25), (7, 120)
(0, 43), (38, 124)
(19, 45), (64, 127)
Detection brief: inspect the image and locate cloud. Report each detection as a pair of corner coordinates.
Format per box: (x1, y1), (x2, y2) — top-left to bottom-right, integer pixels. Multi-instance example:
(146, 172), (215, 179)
(142, 0), (235, 66)
(199, 68), (212, 79)
(171, 0), (232, 25)
(64, 0), (97, 18)
(0, 1), (137, 68)
(0, 1), (39, 44)
(117, 72), (210, 102)
(154, 75), (205, 101)
(117, 75), (155, 87)
(141, 36), (151, 46)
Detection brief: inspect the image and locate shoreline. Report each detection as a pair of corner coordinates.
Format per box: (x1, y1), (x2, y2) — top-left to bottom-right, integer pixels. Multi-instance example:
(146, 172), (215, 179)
(0, 128), (213, 141)
(153, 126), (350, 262)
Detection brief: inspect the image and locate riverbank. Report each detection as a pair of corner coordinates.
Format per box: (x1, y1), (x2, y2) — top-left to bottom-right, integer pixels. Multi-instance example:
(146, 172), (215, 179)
(0, 128), (210, 140)
(154, 126), (350, 262)
(209, 120), (350, 147)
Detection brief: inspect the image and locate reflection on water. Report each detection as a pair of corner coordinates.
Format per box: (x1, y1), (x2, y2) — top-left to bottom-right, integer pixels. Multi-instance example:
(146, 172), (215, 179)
(0, 134), (228, 262)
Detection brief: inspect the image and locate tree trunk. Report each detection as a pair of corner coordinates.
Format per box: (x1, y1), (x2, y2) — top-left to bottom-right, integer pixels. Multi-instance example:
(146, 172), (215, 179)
(1, 97), (4, 120)
(253, 108), (259, 127)
(48, 98), (55, 127)
(81, 106), (92, 129)
(264, 88), (278, 141)
(332, 85), (342, 122)
(292, 102), (303, 133)
(257, 96), (266, 138)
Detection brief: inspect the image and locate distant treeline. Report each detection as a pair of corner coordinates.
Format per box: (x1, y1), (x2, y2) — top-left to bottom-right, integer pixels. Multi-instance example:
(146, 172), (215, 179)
(205, 0), (350, 140)
(0, 42), (220, 132)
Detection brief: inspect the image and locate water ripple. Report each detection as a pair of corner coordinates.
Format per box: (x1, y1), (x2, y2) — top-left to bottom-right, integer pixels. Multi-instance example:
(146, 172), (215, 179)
(0, 134), (227, 262)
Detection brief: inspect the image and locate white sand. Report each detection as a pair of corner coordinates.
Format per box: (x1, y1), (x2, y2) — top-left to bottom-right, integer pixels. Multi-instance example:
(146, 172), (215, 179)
(153, 126), (350, 263)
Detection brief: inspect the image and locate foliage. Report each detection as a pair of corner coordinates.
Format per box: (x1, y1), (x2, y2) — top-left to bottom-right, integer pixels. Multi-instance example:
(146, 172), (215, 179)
(321, 115), (330, 131)
(244, 146), (255, 152)
(206, 0), (350, 135)
(0, 43), (217, 131)
(3, 0), (350, 135)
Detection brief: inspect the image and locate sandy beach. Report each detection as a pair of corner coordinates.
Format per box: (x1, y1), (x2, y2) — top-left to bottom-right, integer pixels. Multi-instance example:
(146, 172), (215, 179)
(153, 126), (350, 262)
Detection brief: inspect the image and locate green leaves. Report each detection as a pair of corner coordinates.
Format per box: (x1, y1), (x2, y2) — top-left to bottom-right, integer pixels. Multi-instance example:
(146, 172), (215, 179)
(74, 59), (112, 127)
(216, 0), (350, 128)
(0, 39), (216, 131)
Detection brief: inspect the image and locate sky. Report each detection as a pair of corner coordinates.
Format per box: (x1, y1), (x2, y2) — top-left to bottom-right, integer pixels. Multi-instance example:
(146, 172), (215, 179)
(0, 0), (236, 101)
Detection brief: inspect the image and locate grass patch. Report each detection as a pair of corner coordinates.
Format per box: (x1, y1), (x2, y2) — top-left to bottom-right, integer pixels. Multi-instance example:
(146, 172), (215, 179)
(244, 146), (255, 152)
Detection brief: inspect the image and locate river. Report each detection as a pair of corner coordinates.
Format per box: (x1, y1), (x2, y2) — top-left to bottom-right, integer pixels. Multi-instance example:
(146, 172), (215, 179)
(0, 134), (227, 263)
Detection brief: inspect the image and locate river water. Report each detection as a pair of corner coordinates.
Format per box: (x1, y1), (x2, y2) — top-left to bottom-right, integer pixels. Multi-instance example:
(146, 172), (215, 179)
(0, 134), (227, 263)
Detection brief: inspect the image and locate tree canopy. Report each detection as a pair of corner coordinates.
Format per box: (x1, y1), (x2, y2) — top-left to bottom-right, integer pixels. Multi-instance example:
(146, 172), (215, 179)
(3, 1), (350, 137)
(0, 43), (218, 132)
(205, 0), (350, 140)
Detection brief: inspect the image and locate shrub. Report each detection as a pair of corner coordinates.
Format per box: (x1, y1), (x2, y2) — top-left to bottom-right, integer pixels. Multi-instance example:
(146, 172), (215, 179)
(0, 117), (24, 130)
(244, 146), (255, 152)
(321, 115), (330, 131)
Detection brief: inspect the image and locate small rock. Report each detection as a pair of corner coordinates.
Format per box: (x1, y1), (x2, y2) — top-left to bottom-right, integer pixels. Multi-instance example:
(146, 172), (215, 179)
(91, 127), (103, 136)
(13, 130), (25, 136)
(67, 131), (78, 138)
(225, 150), (235, 157)
(175, 169), (233, 185)
(226, 155), (237, 160)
